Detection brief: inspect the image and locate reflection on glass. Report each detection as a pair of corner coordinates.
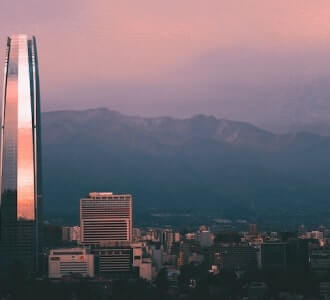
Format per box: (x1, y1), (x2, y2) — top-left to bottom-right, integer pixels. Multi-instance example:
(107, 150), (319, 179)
(0, 35), (42, 272)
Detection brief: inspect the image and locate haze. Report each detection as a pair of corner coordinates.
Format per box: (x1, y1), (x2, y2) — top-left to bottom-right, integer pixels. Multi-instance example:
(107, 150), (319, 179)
(1, 0), (330, 131)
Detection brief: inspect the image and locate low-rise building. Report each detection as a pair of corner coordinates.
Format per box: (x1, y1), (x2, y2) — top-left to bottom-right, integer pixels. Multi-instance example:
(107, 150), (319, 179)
(218, 245), (258, 272)
(139, 258), (153, 281)
(93, 244), (133, 276)
(48, 248), (94, 279)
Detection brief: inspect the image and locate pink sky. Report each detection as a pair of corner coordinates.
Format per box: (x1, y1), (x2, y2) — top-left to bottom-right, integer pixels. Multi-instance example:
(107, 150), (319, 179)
(1, 0), (330, 129)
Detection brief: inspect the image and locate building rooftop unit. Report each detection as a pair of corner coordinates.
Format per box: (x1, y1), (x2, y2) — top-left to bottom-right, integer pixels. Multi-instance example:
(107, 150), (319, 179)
(87, 192), (132, 199)
(89, 192), (113, 197)
(50, 248), (90, 256)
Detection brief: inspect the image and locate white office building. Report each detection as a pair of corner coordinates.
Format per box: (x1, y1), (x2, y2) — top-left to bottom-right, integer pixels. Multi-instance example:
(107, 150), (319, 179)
(48, 248), (94, 279)
(80, 192), (133, 245)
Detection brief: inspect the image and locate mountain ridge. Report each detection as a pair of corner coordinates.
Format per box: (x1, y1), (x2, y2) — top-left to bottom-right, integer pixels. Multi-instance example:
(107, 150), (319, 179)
(41, 108), (330, 220)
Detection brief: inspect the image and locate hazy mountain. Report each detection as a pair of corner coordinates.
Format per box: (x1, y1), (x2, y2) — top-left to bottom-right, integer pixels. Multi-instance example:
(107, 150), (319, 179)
(41, 108), (330, 220)
(259, 77), (330, 135)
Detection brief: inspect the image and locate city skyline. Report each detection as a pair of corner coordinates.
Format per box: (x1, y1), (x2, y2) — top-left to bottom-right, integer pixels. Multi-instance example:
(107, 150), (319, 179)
(1, 2), (330, 299)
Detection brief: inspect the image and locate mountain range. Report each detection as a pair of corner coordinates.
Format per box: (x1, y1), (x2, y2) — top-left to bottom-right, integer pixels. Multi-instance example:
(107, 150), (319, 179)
(42, 108), (330, 223)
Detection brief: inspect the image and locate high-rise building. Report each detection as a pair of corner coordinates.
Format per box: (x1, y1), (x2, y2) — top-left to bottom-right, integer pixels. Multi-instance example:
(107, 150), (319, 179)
(261, 242), (288, 271)
(161, 229), (174, 252)
(80, 192), (133, 277)
(80, 192), (132, 245)
(0, 35), (42, 273)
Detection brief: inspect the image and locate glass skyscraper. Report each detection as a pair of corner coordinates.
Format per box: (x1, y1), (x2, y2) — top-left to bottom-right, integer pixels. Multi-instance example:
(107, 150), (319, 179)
(0, 35), (42, 273)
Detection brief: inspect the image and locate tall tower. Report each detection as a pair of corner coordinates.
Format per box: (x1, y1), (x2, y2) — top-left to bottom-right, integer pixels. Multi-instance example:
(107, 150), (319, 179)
(0, 35), (42, 273)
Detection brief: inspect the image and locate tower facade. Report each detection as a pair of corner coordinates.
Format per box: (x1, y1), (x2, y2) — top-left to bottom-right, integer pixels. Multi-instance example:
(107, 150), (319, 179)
(0, 35), (42, 272)
(80, 192), (132, 246)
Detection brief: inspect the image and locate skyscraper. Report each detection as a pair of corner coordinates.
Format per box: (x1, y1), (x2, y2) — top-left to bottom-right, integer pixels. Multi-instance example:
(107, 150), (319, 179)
(80, 192), (133, 245)
(0, 35), (42, 273)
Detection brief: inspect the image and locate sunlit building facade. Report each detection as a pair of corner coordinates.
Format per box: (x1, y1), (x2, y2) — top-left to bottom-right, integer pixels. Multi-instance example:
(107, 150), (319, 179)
(48, 248), (94, 279)
(0, 35), (42, 272)
(80, 192), (132, 245)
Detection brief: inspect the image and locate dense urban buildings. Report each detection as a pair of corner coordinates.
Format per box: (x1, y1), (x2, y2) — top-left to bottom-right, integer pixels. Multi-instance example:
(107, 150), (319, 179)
(1, 34), (330, 300)
(0, 35), (42, 273)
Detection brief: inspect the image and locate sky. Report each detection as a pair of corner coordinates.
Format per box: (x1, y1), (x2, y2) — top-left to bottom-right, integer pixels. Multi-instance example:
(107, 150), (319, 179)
(1, 0), (330, 130)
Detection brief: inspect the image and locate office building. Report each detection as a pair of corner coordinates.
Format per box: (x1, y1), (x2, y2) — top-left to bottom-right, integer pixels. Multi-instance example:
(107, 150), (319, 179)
(320, 282), (330, 299)
(161, 229), (175, 252)
(177, 240), (197, 267)
(80, 192), (132, 245)
(218, 245), (258, 272)
(311, 249), (330, 274)
(249, 224), (258, 235)
(287, 238), (309, 271)
(174, 232), (181, 243)
(131, 242), (143, 269)
(133, 228), (141, 242)
(150, 243), (163, 270)
(197, 230), (214, 247)
(0, 35), (42, 273)
(93, 245), (133, 276)
(48, 248), (94, 279)
(261, 242), (288, 271)
(139, 258), (153, 281)
(62, 226), (81, 243)
(248, 282), (268, 300)
(80, 192), (133, 277)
